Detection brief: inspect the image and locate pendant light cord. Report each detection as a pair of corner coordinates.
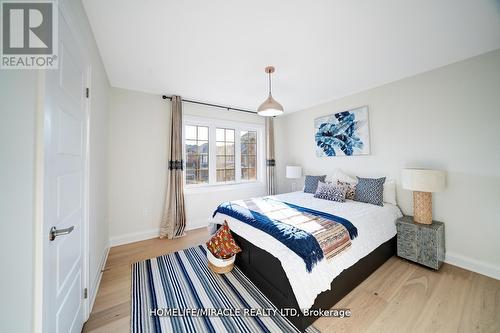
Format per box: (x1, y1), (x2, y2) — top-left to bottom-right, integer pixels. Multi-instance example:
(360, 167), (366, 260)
(268, 71), (272, 95)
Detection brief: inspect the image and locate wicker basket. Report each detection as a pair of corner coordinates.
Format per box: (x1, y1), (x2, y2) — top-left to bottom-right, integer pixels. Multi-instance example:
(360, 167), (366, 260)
(207, 251), (235, 274)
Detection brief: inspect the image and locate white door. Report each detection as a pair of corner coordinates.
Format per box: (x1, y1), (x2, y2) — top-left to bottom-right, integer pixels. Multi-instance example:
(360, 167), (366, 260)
(43, 10), (88, 333)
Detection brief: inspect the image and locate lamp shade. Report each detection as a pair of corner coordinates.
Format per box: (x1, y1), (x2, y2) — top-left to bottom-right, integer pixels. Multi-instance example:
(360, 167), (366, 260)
(286, 165), (302, 179)
(402, 168), (445, 192)
(257, 94), (284, 117)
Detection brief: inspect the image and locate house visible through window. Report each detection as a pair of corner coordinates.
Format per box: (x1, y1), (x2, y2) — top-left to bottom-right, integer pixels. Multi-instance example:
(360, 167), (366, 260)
(184, 117), (263, 187)
(241, 130), (257, 180)
(185, 125), (209, 185)
(216, 128), (235, 182)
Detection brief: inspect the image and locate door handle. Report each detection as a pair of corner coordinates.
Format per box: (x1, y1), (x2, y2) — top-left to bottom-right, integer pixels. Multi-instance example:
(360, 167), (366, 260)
(49, 226), (74, 241)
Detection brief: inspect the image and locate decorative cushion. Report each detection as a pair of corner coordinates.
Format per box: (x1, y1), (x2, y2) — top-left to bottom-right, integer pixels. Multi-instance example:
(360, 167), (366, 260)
(354, 177), (386, 206)
(329, 169), (358, 184)
(206, 222), (242, 259)
(304, 175), (326, 193)
(314, 181), (346, 202)
(383, 180), (397, 205)
(337, 180), (356, 200)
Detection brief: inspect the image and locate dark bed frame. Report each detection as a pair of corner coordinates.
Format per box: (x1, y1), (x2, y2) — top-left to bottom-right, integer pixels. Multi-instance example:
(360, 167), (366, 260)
(227, 229), (397, 332)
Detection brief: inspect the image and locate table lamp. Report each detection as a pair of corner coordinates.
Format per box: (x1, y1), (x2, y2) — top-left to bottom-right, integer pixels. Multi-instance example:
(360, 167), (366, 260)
(402, 168), (446, 224)
(286, 165), (302, 192)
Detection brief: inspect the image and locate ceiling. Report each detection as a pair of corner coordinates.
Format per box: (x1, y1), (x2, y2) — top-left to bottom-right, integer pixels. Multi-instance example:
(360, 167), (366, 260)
(83, 0), (500, 113)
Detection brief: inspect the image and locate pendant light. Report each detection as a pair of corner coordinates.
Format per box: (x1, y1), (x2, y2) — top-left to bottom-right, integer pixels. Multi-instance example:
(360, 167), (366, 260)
(257, 66), (284, 116)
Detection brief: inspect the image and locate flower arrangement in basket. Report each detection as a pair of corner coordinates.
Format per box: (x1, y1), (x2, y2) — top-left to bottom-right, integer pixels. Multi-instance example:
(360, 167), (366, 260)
(206, 222), (241, 274)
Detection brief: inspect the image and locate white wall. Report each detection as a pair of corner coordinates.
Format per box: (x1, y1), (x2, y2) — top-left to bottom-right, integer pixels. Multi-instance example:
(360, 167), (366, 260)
(275, 49), (500, 279)
(107, 88), (266, 244)
(107, 88), (169, 243)
(0, 1), (110, 331)
(0, 71), (39, 333)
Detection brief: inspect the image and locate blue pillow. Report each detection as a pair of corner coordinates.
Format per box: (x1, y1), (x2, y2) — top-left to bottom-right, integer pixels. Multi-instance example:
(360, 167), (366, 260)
(354, 177), (386, 206)
(303, 175), (326, 193)
(314, 181), (346, 202)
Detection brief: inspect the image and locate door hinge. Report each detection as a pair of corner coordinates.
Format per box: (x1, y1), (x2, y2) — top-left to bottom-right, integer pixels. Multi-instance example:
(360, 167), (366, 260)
(83, 288), (88, 299)
(86, 87), (89, 98)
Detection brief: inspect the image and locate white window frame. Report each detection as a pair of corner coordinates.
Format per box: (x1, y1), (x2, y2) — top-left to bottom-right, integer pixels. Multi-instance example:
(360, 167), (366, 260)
(183, 115), (265, 190)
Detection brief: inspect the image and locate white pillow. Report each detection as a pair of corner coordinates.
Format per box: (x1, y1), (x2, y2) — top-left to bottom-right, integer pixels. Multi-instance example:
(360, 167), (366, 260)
(329, 169), (358, 184)
(325, 169), (338, 183)
(383, 180), (397, 205)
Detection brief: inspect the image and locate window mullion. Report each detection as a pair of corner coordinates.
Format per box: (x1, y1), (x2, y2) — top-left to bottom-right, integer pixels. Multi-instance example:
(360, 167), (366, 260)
(209, 125), (216, 185)
(235, 129), (242, 182)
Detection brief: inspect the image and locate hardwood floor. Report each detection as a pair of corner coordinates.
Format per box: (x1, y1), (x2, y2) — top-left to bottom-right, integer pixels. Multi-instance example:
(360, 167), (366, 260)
(83, 228), (499, 333)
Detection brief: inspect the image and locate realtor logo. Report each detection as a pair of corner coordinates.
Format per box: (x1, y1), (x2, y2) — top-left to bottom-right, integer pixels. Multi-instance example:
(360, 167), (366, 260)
(1, 1), (58, 69)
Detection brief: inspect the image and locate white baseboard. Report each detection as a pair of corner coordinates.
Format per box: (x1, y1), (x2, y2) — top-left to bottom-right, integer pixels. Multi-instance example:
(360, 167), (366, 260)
(109, 222), (209, 247)
(185, 219), (209, 232)
(109, 229), (159, 247)
(445, 252), (500, 280)
(89, 243), (110, 313)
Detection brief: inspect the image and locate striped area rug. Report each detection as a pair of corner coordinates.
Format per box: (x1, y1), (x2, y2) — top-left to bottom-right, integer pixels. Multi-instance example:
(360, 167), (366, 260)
(132, 245), (320, 333)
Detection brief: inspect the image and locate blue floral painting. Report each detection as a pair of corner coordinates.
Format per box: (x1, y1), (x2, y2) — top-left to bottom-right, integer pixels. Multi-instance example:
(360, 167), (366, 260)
(314, 106), (370, 157)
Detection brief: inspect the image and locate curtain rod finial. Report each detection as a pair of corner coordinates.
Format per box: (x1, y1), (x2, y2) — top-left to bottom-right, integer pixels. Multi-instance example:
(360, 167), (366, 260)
(162, 95), (168, 100)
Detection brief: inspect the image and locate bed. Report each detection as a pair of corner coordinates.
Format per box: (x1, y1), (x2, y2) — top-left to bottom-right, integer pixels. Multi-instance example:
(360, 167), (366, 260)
(211, 191), (403, 331)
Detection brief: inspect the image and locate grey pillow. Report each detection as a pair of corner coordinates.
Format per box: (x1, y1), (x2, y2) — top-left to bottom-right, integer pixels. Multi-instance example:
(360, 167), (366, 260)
(303, 175), (326, 193)
(354, 177), (386, 206)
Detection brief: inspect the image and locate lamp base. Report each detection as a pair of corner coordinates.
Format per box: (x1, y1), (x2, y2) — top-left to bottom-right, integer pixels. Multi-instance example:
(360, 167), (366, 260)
(413, 191), (432, 224)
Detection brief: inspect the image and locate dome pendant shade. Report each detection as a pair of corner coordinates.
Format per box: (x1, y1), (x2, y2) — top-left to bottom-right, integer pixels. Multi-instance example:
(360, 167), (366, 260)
(257, 66), (284, 117)
(257, 93), (284, 116)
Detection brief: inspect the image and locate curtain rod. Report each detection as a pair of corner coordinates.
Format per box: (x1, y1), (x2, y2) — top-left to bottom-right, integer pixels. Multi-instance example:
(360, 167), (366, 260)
(162, 95), (257, 115)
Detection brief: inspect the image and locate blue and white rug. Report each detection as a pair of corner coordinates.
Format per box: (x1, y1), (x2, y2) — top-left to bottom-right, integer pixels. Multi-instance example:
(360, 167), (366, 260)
(132, 245), (320, 333)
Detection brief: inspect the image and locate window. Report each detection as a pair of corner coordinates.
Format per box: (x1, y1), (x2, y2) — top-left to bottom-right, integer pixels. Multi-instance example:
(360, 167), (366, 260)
(216, 128), (235, 182)
(185, 125), (209, 185)
(241, 130), (257, 181)
(184, 116), (264, 187)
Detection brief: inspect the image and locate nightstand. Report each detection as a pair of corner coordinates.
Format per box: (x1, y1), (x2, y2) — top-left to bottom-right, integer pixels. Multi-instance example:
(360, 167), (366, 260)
(396, 216), (445, 270)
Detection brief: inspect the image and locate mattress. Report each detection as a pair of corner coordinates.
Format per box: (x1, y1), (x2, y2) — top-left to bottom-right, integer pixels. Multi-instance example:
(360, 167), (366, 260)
(211, 191), (403, 310)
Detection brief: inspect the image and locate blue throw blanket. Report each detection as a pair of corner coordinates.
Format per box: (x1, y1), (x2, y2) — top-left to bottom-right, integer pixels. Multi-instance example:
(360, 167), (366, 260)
(212, 199), (358, 272)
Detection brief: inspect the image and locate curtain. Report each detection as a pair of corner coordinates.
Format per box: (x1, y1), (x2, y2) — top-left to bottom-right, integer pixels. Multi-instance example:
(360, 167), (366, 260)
(265, 117), (276, 195)
(160, 96), (186, 239)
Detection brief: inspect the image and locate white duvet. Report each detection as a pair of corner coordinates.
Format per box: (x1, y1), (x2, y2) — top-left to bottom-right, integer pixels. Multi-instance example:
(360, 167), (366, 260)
(210, 191), (403, 310)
